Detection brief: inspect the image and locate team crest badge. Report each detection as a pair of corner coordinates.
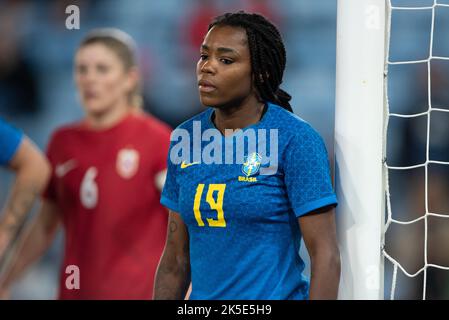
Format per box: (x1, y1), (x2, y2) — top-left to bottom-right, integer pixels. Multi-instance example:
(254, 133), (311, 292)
(116, 148), (140, 179)
(241, 152), (262, 177)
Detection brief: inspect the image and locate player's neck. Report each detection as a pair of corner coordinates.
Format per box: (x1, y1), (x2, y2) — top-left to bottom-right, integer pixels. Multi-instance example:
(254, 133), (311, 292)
(85, 103), (130, 130)
(213, 98), (265, 136)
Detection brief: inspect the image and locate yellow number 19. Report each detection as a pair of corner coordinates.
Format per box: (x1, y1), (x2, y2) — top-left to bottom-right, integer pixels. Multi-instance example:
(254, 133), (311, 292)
(193, 184), (226, 227)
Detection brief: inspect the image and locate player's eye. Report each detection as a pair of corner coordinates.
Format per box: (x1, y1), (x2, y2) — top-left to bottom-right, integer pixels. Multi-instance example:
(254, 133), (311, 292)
(220, 58), (234, 65)
(76, 65), (88, 75)
(199, 54), (208, 61)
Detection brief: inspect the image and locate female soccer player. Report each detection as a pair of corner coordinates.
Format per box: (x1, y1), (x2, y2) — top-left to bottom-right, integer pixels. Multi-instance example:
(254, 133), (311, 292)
(0, 29), (172, 299)
(154, 12), (340, 300)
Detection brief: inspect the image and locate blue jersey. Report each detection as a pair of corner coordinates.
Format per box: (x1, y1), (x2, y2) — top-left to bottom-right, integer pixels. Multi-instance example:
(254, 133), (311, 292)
(0, 118), (23, 166)
(161, 102), (337, 300)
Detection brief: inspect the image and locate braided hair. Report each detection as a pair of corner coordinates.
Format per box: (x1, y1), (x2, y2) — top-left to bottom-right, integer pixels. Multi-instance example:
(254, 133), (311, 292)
(208, 11), (293, 112)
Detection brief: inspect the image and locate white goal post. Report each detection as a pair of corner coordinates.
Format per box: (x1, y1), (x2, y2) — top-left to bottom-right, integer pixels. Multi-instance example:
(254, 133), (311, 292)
(334, 0), (388, 299)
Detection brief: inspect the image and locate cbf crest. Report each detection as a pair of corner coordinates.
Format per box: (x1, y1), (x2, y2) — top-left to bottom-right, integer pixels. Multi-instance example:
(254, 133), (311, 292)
(241, 152), (262, 177)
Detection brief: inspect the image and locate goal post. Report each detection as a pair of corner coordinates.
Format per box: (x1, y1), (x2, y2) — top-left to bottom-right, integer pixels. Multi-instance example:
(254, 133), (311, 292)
(334, 0), (388, 299)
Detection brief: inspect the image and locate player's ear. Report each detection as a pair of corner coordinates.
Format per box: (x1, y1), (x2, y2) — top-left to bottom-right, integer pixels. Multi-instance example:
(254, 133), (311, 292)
(125, 66), (139, 92)
(253, 72), (270, 84)
(252, 73), (264, 84)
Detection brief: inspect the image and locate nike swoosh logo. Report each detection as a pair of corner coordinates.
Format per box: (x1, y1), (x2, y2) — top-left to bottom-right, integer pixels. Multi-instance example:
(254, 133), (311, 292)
(55, 159), (77, 178)
(180, 161), (200, 169)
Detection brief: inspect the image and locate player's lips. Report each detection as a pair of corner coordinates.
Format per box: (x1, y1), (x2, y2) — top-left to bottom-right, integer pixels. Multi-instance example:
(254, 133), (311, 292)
(198, 79), (217, 93)
(84, 91), (99, 99)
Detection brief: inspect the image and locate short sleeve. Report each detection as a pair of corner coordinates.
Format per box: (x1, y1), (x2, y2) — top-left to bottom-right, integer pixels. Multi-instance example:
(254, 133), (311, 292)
(160, 142), (180, 212)
(151, 123), (172, 175)
(0, 118), (23, 166)
(284, 125), (338, 217)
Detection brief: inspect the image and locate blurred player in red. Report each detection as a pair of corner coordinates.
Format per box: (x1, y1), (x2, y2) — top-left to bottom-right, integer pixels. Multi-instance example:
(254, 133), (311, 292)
(0, 29), (171, 299)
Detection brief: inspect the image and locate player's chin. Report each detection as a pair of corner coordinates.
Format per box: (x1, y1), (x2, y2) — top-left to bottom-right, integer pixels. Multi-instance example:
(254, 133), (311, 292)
(198, 94), (222, 108)
(82, 100), (110, 115)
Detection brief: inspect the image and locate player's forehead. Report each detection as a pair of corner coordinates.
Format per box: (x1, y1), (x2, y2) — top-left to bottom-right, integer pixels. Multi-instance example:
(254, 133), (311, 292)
(75, 43), (120, 65)
(201, 25), (249, 55)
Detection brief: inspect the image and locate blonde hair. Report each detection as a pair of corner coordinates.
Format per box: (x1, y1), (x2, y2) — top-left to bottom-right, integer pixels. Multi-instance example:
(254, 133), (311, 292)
(79, 28), (143, 109)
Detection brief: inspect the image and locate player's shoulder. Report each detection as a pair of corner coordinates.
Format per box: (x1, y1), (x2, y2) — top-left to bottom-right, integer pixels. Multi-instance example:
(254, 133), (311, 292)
(0, 117), (15, 131)
(0, 118), (22, 138)
(267, 103), (321, 141)
(49, 120), (85, 142)
(173, 107), (211, 132)
(45, 120), (85, 155)
(131, 111), (172, 136)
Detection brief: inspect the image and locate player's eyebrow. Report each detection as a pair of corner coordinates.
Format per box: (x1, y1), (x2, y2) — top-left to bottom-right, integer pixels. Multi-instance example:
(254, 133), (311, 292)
(201, 45), (240, 56)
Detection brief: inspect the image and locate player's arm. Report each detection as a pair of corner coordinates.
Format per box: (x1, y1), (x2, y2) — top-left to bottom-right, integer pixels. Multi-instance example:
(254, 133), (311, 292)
(153, 210), (191, 300)
(0, 199), (61, 290)
(298, 205), (340, 300)
(0, 137), (51, 258)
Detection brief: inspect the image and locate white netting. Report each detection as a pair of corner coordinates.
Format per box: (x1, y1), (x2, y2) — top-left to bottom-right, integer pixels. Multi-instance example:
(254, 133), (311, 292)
(383, 0), (449, 300)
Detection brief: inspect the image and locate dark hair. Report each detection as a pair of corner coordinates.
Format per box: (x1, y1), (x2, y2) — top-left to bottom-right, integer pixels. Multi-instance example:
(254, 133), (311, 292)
(78, 28), (142, 109)
(208, 11), (293, 112)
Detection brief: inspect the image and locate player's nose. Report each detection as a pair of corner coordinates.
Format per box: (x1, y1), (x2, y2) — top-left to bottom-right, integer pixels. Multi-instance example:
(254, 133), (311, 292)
(200, 59), (216, 75)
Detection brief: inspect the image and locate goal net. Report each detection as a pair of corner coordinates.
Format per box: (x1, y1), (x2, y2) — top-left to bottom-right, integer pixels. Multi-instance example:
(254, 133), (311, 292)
(335, 0), (449, 299)
(383, 0), (449, 300)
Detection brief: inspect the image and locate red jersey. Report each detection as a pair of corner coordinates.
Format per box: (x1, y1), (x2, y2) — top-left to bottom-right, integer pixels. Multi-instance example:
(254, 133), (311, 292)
(44, 112), (171, 299)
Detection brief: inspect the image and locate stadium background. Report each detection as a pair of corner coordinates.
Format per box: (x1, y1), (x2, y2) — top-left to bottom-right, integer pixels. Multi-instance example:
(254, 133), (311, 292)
(0, 0), (448, 299)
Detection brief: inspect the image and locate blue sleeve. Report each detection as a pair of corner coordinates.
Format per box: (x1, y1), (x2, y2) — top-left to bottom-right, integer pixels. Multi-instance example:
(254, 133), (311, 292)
(0, 118), (24, 166)
(284, 125), (337, 217)
(160, 142), (180, 212)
